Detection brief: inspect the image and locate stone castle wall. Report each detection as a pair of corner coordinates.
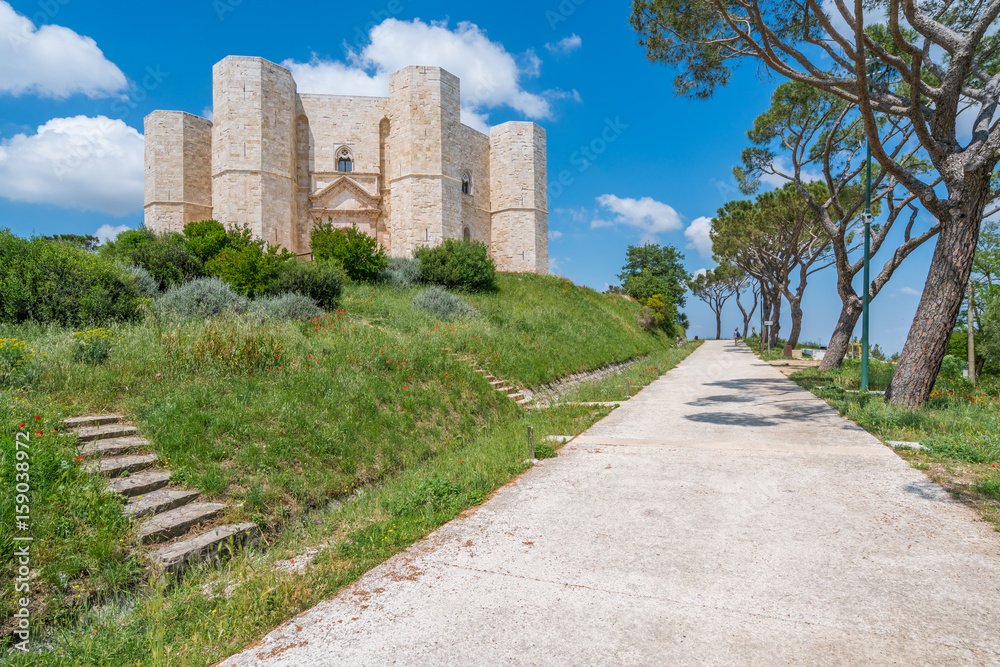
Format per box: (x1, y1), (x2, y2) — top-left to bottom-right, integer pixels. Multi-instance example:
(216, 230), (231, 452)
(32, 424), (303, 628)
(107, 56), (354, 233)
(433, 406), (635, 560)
(144, 57), (547, 272)
(144, 111), (213, 232)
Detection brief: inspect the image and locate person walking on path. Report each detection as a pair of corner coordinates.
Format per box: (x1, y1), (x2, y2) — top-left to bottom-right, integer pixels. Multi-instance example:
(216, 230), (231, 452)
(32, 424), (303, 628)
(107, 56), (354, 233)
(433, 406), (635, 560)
(733, 327), (741, 345)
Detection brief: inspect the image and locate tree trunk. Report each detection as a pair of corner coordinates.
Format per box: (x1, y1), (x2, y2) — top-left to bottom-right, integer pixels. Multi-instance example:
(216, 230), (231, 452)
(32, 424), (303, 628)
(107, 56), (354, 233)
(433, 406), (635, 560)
(768, 290), (782, 346)
(820, 300), (862, 370)
(715, 309), (722, 340)
(886, 175), (992, 407)
(786, 296), (803, 350)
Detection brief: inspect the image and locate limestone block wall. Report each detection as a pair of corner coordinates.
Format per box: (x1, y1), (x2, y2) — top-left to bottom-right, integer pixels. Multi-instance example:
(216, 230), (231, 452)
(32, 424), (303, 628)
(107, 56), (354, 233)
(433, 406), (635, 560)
(489, 122), (548, 273)
(212, 56), (297, 249)
(144, 111), (213, 232)
(458, 124), (491, 244)
(387, 66), (461, 258)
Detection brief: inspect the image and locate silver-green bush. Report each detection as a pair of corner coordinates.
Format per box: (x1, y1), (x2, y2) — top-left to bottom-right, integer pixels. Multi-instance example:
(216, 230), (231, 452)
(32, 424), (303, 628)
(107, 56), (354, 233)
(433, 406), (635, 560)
(121, 264), (159, 298)
(155, 277), (250, 319)
(252, 292), (323, 320)
(412, 285), (476, 320)
(382, 256), (422, 288)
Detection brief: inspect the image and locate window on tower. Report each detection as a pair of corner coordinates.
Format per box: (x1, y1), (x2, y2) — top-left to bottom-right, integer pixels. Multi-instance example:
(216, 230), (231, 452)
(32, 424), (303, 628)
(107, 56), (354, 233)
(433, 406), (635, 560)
(338, 148), (353, 173)
(461, 172), (472, 195)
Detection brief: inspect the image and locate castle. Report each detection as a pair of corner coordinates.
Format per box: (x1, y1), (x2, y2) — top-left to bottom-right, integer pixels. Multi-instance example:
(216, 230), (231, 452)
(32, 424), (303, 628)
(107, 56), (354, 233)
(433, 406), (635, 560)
(143, 56), (548, 273)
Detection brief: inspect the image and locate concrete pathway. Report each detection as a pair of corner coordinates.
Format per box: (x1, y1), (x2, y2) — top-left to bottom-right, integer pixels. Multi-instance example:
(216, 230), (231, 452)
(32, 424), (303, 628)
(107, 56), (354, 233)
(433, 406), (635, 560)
(222, 341), (1000, 666)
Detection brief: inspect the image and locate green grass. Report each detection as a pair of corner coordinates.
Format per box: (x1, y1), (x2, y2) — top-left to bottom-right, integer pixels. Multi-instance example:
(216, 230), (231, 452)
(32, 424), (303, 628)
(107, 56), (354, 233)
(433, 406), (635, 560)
(1, 272), (691, 662)
(557, 341), (702, 403)
(787, 359), (1000, 528)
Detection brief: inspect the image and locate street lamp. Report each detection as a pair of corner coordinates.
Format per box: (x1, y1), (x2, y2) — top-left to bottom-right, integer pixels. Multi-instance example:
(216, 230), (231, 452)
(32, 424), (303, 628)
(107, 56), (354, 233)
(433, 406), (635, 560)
(861, 60), (896, 393)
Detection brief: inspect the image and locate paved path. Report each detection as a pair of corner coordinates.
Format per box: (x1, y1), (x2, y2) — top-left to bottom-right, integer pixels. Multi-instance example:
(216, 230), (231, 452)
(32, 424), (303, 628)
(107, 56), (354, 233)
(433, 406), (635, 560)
(223, 341), (1000, 666)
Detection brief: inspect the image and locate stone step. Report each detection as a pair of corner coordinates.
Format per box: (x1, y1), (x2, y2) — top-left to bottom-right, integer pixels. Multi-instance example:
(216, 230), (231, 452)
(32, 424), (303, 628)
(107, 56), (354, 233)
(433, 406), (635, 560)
(151, 523), (261, 577)
(79, 436), (151, 459)
(488, 379), (506, 387)
(124, 488), (200, 519)
(74, 424), (138, 443)
(106, 470), (172, 498)
(85, 454), (158, 478)
(507, 392), (524, 400)
(138, 503), (227, 544)
(63, 414), (123, 428)
(516, 397), (532, 405)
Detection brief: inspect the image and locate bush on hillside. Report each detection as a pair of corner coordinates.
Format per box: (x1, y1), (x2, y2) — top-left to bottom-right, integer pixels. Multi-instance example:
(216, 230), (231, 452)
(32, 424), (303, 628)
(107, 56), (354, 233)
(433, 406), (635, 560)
(120, 264), (159, 298)
(0, 231), (146, 326)
(310, 221), (388, 282)
(100, 228), (203, 290)
(183, 219), (230, 262)
(413, 285), (477, 320)
(203, 225), (295, 296)
(269, 259), (345, 310)
(252, 292), (324, 320)
(415, 238), (496, 292)
(155, 277), (250, 319)
(381, 256), (422, 288)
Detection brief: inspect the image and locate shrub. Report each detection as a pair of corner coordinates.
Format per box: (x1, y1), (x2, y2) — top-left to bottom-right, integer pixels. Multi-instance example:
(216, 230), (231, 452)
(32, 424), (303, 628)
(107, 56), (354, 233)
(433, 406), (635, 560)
(204, 226), (294, 296)
(0, 338), (36, 387)
(72, 328), (117, 365)
(269, 259), (345, 309)
(182, 219), (229, 262)
(155, 277), (250, 319)
(382, 256), (422, 288)
(415, 238), (496, 292)
(121, 264), (159, 298)
(0, 230), (146, 327)
(99, 228), (203, 290)
(310, 221), (388, 282)
(938, 355), (970, 385)
(413, 286), (477, 320)
(252, 293), (324, 320)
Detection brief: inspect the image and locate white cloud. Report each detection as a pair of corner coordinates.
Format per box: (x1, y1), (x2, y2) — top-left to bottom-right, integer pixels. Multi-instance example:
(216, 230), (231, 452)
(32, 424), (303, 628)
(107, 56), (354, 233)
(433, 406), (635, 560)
(545, 34), (582, 55)
(281, 19), (555, 129)
(899, 286), (921, 296)
(684, 216), (714, 258)
(0, 116), (144, 216)
(201, 106), (214, 122)
(0, 1), (127, 98)
(95, 223), (131, 244)
(592, 194), (683, 241)
(548, 230), (563, 241)
(694, 268), (709, 278)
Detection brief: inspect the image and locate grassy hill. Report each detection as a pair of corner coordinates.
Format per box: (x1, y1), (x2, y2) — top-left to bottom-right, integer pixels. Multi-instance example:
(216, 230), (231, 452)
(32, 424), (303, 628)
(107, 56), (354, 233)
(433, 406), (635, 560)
(1, 273), (696, 664)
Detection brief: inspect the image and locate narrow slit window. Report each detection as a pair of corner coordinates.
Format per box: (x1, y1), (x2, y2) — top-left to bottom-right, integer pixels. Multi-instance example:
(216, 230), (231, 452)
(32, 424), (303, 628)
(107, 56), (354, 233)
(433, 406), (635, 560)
(463, 227), (471, 241)
(337, 148), (353, 173)
(461, 172), (472, 195)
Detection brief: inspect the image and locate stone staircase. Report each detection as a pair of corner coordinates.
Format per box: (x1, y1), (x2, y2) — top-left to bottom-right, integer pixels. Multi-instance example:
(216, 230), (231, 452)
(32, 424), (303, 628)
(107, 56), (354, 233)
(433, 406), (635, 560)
(477, 370), (532, 405)
(64, 415), (260, 577)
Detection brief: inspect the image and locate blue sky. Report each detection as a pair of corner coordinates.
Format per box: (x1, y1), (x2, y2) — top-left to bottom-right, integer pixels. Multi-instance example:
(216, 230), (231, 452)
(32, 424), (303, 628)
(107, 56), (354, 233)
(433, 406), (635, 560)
(0, 0), (941, 352)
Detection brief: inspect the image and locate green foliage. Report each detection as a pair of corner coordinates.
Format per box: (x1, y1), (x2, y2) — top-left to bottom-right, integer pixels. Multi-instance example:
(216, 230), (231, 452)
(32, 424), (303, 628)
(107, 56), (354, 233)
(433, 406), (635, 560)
(100, 228), (203, 290)
(120, 264), (159, 298)
(617, 243), (688, 308)
(413, 285), (477, 320)
(43, 233), (100, 252)
(382, 256), (423, 288)
(155, 277), (250, 319)
(182, 219), (230, 263)
(0, 338), (36, 387)
(414, 238), (496, 292)
(0, 230), (146, 327)
(204, 226), (294, 296)
(269, 260), (345, 310)
(939, 355), (969, 384)
(71, 328), (117, 366)
(310, 221), (388, 283)
(252, 293), (324, 320)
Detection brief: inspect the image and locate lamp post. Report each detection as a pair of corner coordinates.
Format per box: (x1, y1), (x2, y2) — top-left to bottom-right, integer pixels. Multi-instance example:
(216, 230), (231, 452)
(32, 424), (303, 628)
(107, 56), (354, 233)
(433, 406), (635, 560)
(860, 60), (895, 393)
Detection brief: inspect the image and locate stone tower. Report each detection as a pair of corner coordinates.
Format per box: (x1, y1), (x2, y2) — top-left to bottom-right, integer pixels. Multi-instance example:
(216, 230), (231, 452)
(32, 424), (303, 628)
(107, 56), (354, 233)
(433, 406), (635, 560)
(386, 66), (463, 257)
(211, 56), (297, 250)
(144, 57), (548, 273)
(143, 111), (213, 232)
(489, 122), (548, 272)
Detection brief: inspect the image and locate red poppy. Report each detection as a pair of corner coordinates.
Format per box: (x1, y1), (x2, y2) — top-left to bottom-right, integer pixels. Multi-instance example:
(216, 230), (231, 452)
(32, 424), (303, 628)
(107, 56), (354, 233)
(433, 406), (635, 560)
(74, 456), (84, 461)
(35, 430), (43, 436)
(34, 415), (40, 421)
(18, 423), (25, 428)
